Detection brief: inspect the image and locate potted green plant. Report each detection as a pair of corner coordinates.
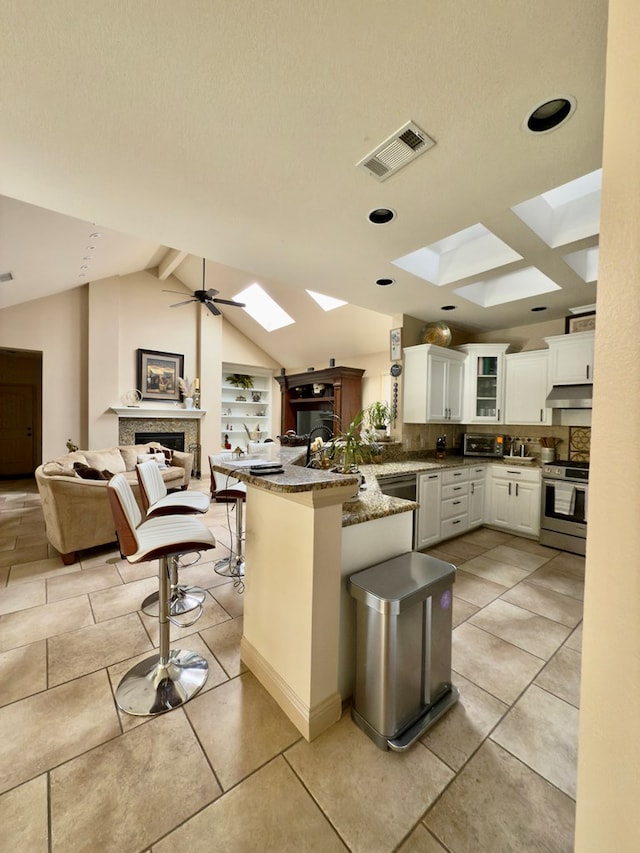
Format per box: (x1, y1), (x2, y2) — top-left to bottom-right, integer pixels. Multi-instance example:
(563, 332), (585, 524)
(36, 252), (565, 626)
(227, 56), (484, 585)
(225, 373), (254, 389)
(327, 410), (378, 474)
(366, 401), (392, 440)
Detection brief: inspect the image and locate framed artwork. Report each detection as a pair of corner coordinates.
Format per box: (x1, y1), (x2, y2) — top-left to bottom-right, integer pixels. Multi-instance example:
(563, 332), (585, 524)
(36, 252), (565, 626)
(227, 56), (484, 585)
(565, 311), (596, 334)
(136, 349), (184, 401)
(390, 328), (402, 361)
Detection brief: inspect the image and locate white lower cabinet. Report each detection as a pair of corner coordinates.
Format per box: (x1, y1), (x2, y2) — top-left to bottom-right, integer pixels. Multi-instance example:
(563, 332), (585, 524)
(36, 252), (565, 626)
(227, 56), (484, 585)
(440, 468), (469, 540)
(486, 464), (541, 537)
(415, 471), (441, 549)
(468, 466), (486, 528)
(416, 465), (488, 549)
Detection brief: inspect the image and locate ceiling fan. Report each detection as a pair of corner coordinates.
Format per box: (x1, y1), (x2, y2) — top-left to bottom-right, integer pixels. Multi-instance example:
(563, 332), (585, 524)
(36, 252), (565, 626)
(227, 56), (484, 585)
(163, 259), (246, 316)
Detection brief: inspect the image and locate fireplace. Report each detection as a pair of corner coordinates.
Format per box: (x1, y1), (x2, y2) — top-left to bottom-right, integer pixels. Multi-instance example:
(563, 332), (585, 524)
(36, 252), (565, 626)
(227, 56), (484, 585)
(135, 431), (185, 452)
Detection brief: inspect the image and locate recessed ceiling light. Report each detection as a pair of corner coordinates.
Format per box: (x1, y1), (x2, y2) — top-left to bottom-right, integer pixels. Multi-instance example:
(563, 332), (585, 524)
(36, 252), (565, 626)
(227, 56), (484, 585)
(89, 232), (102, 239)
(441, 305), (456, 311)
(368, 208), (396, 224)
(524, 96), (575, 134)
(531, 306), (547, 312)
(375, 278), (395, 287)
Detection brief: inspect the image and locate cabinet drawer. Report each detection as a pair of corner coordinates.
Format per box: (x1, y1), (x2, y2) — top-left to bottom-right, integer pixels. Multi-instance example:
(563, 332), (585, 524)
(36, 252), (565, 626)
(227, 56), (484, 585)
(442, 467), (469, 486)
(442, 494), (469, 520)
(492, 465), (541, 484)
(468, 466), (486, 481)
(441, 514), (469, 538)
(442, 481), (469, 500)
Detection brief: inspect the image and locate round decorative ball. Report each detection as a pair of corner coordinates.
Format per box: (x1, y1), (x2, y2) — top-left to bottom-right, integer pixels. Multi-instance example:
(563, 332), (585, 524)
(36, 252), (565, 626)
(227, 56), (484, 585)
(420, 321), (452, 347)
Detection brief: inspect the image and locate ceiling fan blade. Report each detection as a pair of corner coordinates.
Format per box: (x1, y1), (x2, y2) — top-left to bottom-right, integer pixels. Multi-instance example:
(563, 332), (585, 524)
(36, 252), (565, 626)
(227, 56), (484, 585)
(163, 289), (192, 296)
(204, 301), (222, 316)
(205, 288), (220, 299)
(212, 297), (246, 308)
(170, 299), (197, 307)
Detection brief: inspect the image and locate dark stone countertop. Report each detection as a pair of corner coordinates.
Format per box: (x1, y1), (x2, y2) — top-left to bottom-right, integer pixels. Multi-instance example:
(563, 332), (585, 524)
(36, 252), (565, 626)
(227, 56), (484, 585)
(208, 448), (540, 529)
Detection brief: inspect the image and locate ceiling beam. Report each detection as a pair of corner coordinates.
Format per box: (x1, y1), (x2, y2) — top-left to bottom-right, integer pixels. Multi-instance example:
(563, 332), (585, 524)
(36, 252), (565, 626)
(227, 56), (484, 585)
(157, 249), (188, 280)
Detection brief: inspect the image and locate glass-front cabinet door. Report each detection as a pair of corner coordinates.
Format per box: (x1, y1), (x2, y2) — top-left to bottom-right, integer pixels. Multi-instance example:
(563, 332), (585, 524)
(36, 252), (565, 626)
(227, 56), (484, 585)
(456, 344), (510, 423)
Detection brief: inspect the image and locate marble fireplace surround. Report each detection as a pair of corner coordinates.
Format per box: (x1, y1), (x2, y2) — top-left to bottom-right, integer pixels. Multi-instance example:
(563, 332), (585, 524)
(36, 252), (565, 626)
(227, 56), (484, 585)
(110, 407), (206, 450)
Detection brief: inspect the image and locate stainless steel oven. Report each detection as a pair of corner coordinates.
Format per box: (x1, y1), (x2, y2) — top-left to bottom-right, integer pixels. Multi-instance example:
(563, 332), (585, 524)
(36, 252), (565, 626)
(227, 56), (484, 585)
(539, 461), (588, 555)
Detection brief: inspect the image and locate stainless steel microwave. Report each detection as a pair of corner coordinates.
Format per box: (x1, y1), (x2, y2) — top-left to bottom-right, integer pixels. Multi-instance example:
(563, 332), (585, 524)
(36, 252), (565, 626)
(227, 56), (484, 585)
(463, 433), (504, 457)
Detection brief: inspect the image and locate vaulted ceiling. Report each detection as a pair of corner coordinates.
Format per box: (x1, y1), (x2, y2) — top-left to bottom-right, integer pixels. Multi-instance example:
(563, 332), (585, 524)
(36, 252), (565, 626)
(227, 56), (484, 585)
(0, 1), (607, 365)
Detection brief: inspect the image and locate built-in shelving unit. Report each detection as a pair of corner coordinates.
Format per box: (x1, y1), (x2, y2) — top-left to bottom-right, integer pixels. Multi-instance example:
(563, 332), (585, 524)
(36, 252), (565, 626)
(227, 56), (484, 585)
(221, 364), (273, 449)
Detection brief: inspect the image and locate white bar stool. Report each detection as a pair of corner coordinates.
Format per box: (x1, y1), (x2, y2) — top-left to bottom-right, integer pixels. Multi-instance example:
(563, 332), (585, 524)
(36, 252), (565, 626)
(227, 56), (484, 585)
(108, 474), (216, 715)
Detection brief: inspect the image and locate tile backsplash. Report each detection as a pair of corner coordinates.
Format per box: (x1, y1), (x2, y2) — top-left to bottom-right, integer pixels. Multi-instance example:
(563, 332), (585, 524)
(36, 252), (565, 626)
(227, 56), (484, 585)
(399, 422), (591, 462)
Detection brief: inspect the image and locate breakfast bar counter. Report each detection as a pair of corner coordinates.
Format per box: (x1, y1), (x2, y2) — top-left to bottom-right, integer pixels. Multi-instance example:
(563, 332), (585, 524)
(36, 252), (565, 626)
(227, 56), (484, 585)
(209, 450), (417, 740)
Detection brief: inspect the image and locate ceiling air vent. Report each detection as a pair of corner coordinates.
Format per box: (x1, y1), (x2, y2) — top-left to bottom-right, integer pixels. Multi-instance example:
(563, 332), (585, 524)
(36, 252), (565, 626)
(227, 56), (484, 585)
(0, 272), (13, 283)
(356, 120), (436, 182)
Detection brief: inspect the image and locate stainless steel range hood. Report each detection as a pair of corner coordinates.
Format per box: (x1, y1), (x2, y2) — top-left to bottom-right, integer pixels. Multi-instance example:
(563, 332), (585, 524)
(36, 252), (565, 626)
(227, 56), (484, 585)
(546, 384), (593, 408)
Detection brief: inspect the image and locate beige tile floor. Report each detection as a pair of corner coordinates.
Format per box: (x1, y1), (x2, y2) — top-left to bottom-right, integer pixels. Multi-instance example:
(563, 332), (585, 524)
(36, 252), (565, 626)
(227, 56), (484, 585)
(0, 478), (583, 852)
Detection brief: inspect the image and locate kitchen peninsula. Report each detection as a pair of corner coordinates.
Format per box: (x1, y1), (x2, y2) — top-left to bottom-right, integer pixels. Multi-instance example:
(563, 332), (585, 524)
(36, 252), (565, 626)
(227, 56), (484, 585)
(209, 448), (418, 741)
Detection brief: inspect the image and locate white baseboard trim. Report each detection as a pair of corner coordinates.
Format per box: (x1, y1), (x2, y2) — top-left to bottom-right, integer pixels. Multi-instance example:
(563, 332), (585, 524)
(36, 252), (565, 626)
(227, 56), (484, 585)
(240, 637), (342, 741)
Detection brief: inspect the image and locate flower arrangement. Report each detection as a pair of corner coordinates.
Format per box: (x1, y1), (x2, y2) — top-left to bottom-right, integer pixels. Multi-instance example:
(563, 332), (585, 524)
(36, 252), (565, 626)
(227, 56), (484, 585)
(178, 377), (198, 398)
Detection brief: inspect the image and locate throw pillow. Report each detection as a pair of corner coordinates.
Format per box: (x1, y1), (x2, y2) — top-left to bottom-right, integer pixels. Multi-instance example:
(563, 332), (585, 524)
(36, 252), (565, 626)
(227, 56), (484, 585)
(42, 461), (77, 476)
(73, 462), (109, 480)
(84, 448), (126, 474)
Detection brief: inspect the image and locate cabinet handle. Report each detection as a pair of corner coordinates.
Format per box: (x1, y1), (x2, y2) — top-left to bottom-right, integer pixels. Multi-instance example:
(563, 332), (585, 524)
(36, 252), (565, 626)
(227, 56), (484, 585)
(509, 482), (512, 496)
(428, 474), (438, 479)
(452, 519), (462, 525)
(516, 483), (519, 497)
(506, 470), (521, 475)
(540, 409), (543, 422)
(471, 482), (475, 494)
(453, 472), (462, 477)
(586, 365), (590, 380)
(497, 409), (500, 420)
(453, 500), (461, 505)
(453, 486), (462, 491)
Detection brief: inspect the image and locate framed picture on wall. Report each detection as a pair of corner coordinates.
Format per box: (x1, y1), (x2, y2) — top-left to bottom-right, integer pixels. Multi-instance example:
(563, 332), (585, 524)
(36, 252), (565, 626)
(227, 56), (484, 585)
(137, 349), (184, 401)
(390, 328), (402, 361)
(565, 311), (596, 334)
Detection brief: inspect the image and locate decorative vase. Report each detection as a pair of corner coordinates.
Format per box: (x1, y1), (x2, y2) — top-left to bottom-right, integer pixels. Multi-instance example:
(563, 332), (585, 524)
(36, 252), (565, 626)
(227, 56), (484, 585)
(184, 397), (194, 409)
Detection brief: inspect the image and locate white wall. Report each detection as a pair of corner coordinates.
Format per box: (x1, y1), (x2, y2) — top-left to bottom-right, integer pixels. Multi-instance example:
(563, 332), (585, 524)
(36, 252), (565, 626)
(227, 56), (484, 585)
(0, 270), (281, 466)
(574, 1), (640, 849)
(0, 286), (86, 460)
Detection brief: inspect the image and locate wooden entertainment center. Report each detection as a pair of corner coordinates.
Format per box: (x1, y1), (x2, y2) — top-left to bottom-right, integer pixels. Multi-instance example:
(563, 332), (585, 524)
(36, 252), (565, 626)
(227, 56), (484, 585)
(276, 366), (364, 435)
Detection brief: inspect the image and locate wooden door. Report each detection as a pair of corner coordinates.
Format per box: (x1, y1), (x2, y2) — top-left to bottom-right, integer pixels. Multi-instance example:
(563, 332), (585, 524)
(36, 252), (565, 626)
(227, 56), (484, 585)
(0, 384), (35, 476)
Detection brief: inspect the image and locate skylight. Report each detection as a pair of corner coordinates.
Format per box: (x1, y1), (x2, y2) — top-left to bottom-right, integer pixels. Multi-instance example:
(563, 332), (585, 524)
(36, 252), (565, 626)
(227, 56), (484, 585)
(232, 283), (295, 332)
(391, 224), (522, 286)
(562, 246), (599, 282)
(306, 290), (347, 311)
(453, 266), (561, 307)
(511, 169), (602, 248)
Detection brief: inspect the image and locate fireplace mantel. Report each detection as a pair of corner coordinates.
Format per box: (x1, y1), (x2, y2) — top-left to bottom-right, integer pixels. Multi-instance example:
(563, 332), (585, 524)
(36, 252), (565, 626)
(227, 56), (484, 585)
(109, 407), (207, 419)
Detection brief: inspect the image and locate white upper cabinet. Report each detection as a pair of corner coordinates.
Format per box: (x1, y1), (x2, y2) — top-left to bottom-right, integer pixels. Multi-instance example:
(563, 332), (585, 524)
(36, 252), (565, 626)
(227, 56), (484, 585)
(456, 344), (510, 423)
(403, 344), (466, 423)
(544, 331), (595, 384)
(504, 350), (551, 425)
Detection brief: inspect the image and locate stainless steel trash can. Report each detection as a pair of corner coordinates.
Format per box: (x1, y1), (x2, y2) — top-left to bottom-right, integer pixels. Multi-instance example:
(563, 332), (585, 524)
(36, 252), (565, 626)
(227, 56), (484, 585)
(348, 551), (459, 751)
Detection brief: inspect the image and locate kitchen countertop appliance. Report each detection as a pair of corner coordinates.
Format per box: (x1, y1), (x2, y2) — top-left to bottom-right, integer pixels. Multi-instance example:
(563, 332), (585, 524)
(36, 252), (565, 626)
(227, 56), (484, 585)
(539, 460), (589, 555)
(463, 433), (504, 458)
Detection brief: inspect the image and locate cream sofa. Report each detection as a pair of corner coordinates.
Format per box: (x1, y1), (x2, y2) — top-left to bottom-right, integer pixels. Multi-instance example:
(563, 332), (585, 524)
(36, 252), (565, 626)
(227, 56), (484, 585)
(35, 443), (193, 565)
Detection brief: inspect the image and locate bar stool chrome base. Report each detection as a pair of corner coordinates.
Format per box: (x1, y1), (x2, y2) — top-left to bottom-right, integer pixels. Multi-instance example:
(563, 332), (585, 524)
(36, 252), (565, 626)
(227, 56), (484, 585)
(115, 649), (208, 716)
(215, 494), (246, 578)
(214, 555), (245, 577)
